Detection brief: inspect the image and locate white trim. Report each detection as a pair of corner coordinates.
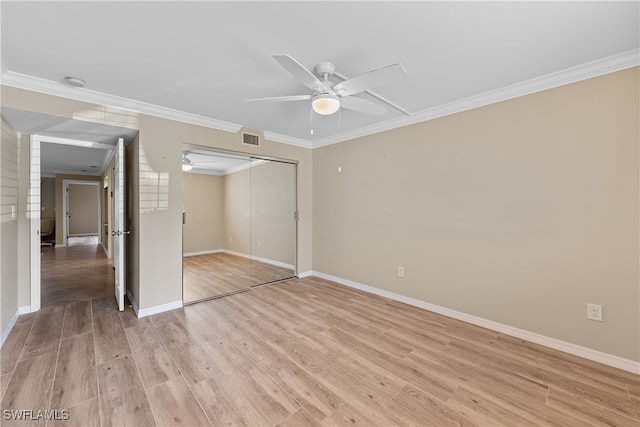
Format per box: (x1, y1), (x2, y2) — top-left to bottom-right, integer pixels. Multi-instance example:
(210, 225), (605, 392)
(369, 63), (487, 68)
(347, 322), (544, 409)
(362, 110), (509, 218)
(1, 69), (243, 134)
(3, 50), (636, 151)
(137, 300), (183, 318)
(31, 135), (115, 151)
(297, 270), (313, 278)
(183, 249), (223, 257)
(263, 131), (313, 149)
(126, 290), (183, 319)
(311, 49), (640, 149)
(251, 254), (295, 270)
(311, 271), (640, 374)
(223, 249), (295, 270)
(1, 306), (31, 349)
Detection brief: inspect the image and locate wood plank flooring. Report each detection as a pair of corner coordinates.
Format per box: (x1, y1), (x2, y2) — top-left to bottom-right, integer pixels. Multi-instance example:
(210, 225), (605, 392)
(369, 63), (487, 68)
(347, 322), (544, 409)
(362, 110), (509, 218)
(182, 252), (294, 303)
(1, 277), (638, 426)
(41, 244), (114, 308)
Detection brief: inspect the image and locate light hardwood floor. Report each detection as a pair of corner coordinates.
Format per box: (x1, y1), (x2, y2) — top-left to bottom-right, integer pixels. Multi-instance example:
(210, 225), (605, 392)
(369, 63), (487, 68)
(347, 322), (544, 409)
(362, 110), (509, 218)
(183, 252), (295, 303)
(1, 276), (638, 426)
(41, 243), (114, 308)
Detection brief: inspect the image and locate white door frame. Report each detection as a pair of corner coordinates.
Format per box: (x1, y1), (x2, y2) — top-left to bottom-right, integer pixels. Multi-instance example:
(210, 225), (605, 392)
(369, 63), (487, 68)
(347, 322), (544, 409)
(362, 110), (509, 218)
(112, 137), (126, 311)
(62, 180), (102, 247)
(29, 136), (41, 312)
(29, 134), (121, 312)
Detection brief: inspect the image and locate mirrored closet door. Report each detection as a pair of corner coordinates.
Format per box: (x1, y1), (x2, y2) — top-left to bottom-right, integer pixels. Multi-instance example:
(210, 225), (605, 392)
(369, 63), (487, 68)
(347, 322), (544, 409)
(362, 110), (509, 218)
(182, 146), (297, 304)
(249, 158), (297, 286)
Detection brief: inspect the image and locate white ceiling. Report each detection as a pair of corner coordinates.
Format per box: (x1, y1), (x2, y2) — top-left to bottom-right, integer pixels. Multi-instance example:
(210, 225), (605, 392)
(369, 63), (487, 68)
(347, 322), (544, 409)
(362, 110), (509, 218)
(1, 1), (639, 148)
(1, 108), (138, 176)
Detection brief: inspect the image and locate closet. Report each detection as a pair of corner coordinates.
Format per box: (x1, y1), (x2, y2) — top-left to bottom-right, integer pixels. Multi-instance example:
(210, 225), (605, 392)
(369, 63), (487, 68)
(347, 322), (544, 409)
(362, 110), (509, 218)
(181, 146), (297, 303)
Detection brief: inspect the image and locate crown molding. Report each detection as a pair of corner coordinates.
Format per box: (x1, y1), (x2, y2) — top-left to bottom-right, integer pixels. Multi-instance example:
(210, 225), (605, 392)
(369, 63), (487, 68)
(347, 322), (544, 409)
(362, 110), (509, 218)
(2, 49), (637, 151)
(312, 48), (640, 149)
(263, 130), (313, 149)
(0, 69), (244, 134)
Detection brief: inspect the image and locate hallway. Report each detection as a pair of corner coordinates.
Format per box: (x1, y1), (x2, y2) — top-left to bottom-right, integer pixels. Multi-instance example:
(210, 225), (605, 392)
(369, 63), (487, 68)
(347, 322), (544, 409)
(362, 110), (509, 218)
(41, 242), (114, 308)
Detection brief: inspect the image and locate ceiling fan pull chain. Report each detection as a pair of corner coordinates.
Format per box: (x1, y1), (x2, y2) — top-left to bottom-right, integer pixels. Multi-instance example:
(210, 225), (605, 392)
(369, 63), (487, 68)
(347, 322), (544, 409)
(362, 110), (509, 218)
(338, 109), (342, 173)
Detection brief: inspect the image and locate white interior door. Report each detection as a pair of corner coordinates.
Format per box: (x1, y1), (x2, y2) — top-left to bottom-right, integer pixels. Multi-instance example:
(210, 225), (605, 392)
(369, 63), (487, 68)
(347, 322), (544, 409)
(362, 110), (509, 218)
(112, 137), (126, 311)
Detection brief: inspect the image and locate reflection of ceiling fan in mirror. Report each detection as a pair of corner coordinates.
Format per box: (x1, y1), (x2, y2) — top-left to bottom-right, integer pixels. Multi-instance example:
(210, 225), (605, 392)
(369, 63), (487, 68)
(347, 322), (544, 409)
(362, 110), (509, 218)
(248, 54), (408, 116)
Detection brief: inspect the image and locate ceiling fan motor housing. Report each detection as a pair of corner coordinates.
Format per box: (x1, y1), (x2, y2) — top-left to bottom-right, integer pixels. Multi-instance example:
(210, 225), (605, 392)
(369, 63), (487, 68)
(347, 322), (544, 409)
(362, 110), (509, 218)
(315, 62), (336, 79)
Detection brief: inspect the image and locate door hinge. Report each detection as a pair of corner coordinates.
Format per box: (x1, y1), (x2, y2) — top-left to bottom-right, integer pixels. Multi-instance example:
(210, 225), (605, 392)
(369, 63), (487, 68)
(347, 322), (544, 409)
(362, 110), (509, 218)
(294, 211), (299, 221)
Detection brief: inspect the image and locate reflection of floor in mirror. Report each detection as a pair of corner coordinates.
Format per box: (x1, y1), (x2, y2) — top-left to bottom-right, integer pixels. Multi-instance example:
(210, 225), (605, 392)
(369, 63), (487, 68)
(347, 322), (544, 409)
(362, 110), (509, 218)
(182, 252), (295, 304)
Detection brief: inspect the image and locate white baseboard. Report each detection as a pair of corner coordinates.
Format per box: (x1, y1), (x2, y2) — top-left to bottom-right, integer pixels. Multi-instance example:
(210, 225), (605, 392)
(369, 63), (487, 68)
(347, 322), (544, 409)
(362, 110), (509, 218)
(223, 249), (295, 270)
(183, 249), (223, 257)
(126, 289), (182, 318)
(1, 306), (32, 349)
(311, 271), (640, 374)
(297, 271), (313, 278)
(138, 300), (183, 318)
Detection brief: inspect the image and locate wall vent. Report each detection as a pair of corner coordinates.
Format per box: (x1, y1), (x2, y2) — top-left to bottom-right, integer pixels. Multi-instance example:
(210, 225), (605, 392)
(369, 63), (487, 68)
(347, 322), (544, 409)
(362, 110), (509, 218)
(242, 133), (260, 147)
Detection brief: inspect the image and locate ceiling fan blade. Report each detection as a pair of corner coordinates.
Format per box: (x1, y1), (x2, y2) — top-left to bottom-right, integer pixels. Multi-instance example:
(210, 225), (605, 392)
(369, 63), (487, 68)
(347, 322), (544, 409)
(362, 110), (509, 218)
(273, 54), (327, 93)
(340, 96), (387, 116)
(247, 95), (312, 102)
(332, 63), (407, 96)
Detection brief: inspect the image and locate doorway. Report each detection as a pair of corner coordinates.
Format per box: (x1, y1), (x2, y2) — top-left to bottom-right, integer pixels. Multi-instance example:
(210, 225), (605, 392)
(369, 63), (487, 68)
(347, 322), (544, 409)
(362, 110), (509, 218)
(30, 134), (129, 310)
(182, 145), (298, 304)
(62, 180), (101, 247)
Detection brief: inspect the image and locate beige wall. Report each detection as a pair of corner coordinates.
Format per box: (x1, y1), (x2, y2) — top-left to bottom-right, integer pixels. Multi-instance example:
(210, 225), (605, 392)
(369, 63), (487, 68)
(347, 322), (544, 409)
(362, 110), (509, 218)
(250, 161), (297, 266)
(17, 133), (31, 308)
(41, 178), (55, 220)
(313, 68), (639, 362)
(221, 161), (297, 265)
(68, 183), (99, 235)
(223, 167), (251, 255)
(183, 172), (224, 254)
(0, 116), (20, 333)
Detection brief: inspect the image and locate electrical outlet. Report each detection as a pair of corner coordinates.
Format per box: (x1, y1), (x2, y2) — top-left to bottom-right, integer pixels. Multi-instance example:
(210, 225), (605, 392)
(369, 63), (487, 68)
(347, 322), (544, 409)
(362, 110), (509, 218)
(587, 303), (603, 322)
(397, 266), (405, 278)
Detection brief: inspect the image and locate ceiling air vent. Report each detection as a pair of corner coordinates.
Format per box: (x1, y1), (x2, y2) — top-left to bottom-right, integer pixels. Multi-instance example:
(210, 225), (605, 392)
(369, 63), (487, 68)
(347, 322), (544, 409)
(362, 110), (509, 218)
(242, 132), (260, 147)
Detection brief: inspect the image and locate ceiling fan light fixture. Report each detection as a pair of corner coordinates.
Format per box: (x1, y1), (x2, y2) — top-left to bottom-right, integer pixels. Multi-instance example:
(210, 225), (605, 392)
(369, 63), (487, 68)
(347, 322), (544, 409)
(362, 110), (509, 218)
(312, 93), (340, 115)
(182, 154), (193, 171)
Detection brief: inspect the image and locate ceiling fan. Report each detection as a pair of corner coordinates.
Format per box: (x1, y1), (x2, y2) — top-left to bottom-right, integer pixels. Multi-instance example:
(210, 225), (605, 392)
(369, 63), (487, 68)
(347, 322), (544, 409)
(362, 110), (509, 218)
(248, 54), (407, 116)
